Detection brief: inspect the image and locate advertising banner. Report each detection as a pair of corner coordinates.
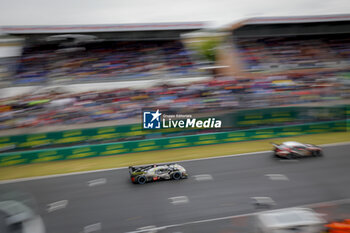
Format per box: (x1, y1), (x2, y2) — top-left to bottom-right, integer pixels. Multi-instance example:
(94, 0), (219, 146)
(0, 120), (347, 167)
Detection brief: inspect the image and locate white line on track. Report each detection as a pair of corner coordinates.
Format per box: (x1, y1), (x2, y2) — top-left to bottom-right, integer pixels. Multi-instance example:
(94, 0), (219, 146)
(251, 197), (276, 208)
(0, 141), (349, 184)
(84, 222), (102, 233)
(169, 196), (189, 205)
(137, 225), (158, 233)
(47, 200), (68, 213)
(193, 174), (213, 181)
(319, 141), (350, 147)
(124, 198), (350, 233)
(87, 178), (107, 187)
(265, 174), (289, 181)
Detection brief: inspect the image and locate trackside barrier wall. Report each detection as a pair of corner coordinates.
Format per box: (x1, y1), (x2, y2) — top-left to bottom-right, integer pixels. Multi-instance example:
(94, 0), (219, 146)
(0, 120), (348, 167)
(0, 105), (348, 151)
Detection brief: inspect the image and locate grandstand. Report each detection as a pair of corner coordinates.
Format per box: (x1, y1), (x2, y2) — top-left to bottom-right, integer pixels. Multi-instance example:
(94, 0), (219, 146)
(0, 37), (23, 87)
(217, 14), (350, 76)
(0, 17), (349, 138)
(0, 22), (209, 87)
(214, 14), (350, 115)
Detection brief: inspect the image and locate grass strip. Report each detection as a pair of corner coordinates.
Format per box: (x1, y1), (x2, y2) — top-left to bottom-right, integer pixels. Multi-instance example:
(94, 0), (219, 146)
(0, 131), (349, 181)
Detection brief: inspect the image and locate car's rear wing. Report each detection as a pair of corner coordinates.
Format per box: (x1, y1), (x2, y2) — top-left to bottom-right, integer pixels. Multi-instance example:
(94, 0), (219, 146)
(270, 142), (281, 149)
(128, 166), (135, 175)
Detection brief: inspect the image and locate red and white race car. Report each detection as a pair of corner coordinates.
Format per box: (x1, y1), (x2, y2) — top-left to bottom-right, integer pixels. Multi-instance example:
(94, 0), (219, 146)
(272, 141), (323, 159)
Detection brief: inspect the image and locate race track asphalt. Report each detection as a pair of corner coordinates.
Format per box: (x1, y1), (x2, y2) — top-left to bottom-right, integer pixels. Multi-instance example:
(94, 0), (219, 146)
(1, 143), (350, 233)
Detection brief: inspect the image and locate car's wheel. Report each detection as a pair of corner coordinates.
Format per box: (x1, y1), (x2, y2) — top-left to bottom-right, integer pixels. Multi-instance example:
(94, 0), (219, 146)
(288, 153), (297, 159)
(272, 153), (282, 161)
(311, 151), (322, 157)
(136, 175), (147, 184)
(316, 151), (323, 157)
(172, 172), (182, 180)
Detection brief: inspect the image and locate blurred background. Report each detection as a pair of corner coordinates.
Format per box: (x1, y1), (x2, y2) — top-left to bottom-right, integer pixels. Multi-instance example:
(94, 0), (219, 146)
(0, 0), (350, 232)
(0, 15), (349, 149)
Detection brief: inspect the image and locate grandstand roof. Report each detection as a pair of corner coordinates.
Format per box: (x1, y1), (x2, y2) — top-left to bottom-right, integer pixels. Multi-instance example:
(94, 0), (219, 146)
(243, 14), (350, 25)
(1, 22), (205, 34)
(227, 14), (350, 38)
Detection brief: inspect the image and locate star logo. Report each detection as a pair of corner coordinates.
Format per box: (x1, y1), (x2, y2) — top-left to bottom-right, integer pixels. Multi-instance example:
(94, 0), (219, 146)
(151, 109), (162, 122)
(143, 109), (162, 129)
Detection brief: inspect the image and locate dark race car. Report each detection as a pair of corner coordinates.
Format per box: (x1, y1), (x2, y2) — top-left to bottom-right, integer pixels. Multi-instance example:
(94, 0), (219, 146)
(272, 141), (323, 159)
(129, 163), (188, 184)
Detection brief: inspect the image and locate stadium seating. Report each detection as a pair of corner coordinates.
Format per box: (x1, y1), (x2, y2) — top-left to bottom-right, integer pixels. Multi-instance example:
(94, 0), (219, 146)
(1, 34), (350, 131)
(236, 35), (350, 72)
(14, 40), (202, 84)
(0, 72), (348, 130)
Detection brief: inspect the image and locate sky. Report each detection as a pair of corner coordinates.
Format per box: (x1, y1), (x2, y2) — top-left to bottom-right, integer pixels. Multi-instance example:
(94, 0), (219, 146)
(0, 0), (350, 28)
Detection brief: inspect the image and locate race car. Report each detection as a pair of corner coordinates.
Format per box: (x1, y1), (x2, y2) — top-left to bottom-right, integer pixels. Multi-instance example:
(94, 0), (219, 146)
(272, 141), (323, 159)
(129, 163), (188, 184)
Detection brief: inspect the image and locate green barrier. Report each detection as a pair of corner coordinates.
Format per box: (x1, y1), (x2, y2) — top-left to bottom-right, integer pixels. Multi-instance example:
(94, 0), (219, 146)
(1, 105), (348, 151)
(0, 123), (145, 151)
(232, 105), (348, 127)
(0, 120), (348, 167)
(233, 107), (299, 126)
(0, 121), (198, 151)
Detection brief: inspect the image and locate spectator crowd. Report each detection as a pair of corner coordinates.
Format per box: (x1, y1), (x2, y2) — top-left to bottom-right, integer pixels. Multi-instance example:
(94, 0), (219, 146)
(0, 72), (349, 130)
(0, 35), (350, 131)
(237, 35), (350, 72)
(15, 40), (203, 84)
